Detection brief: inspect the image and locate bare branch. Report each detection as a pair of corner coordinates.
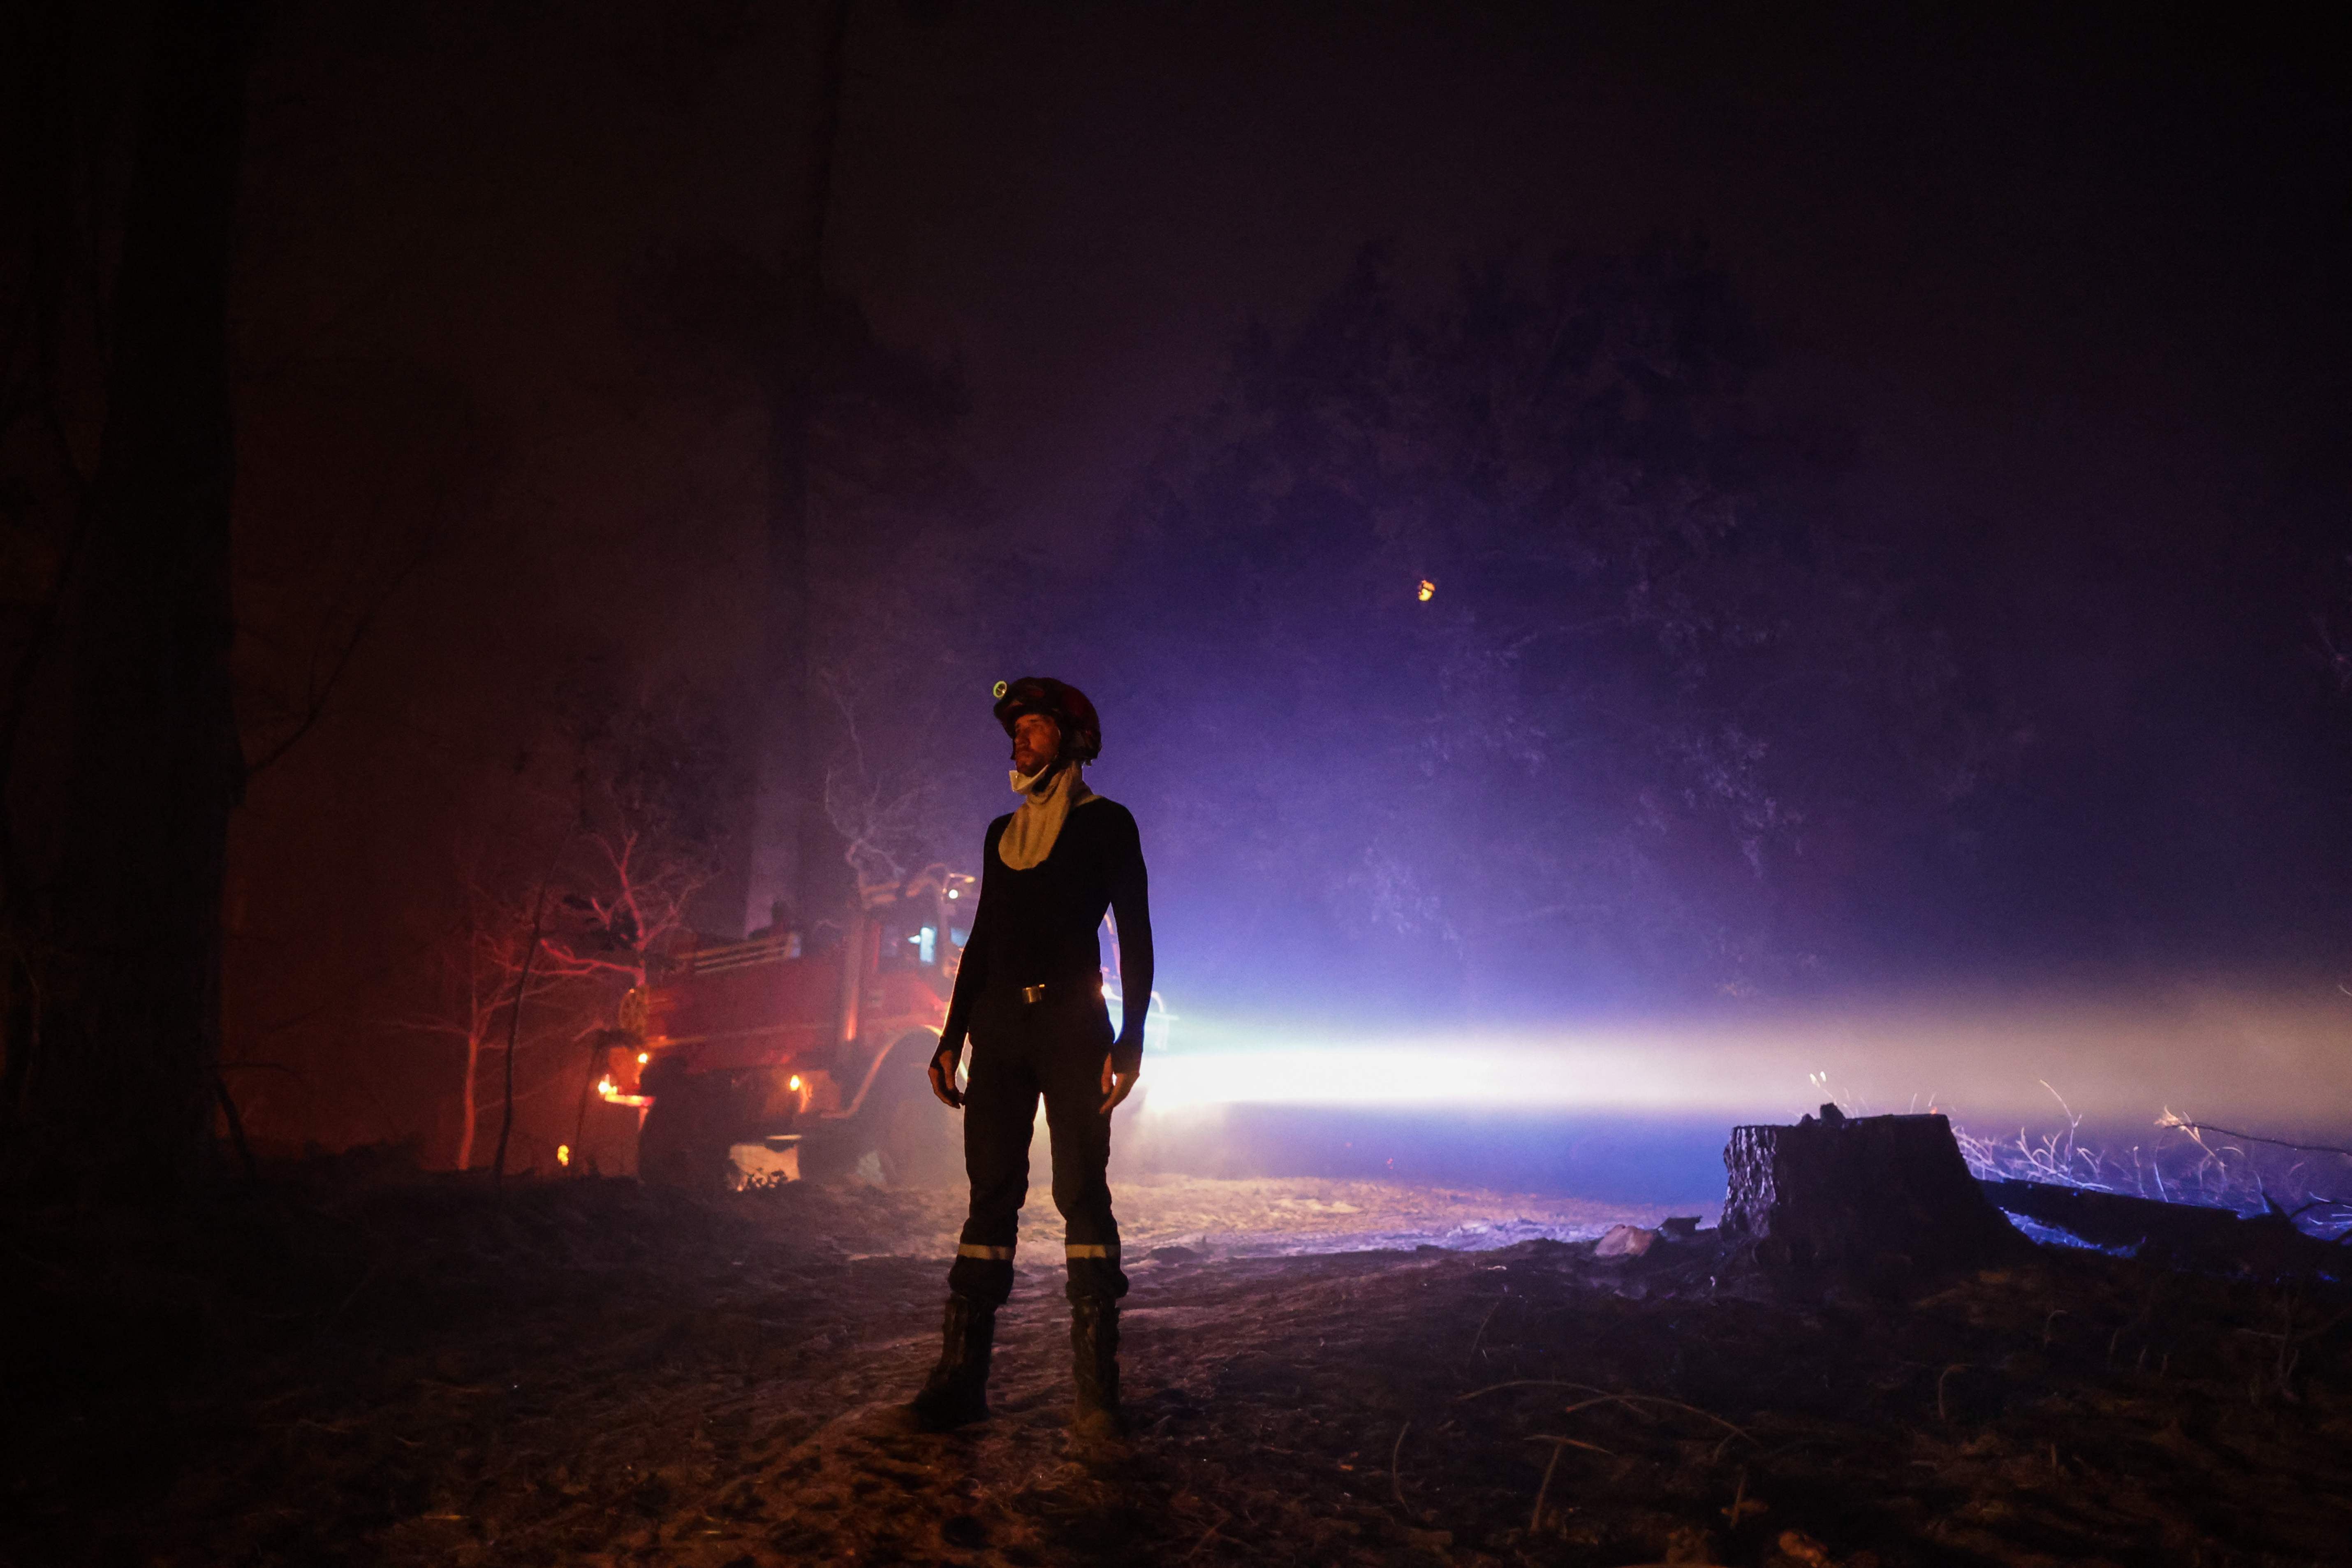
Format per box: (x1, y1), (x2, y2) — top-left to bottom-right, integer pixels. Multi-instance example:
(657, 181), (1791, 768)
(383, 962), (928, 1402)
(243, 533), (431, 778)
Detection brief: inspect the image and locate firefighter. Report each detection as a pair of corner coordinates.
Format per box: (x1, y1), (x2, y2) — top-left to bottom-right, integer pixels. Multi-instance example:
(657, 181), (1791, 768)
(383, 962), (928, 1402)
(908, 676), (1153, 1439)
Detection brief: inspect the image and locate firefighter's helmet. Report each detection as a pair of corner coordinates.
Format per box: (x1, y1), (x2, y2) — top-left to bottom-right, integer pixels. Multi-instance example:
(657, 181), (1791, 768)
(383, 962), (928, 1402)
(992, 676), (1101, 764)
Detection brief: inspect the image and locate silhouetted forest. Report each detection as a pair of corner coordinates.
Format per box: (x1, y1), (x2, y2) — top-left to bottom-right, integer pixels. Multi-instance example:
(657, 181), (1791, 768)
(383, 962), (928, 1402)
(5, 0), (2350, 1176)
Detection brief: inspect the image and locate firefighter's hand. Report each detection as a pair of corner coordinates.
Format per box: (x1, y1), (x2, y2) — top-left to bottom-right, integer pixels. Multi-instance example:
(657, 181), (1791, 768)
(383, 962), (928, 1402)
(928, 1046), (965, 1111)
(1100, 1053), (1139, 1115)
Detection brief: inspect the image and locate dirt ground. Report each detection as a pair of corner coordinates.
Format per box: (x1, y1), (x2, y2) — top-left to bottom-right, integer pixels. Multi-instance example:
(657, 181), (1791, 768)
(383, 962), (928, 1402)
(5, 1167), (2348, 1567)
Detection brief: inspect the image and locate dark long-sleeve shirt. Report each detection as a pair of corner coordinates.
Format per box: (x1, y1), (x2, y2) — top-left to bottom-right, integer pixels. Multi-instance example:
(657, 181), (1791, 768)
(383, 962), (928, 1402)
(938, 797), (1155, 1074)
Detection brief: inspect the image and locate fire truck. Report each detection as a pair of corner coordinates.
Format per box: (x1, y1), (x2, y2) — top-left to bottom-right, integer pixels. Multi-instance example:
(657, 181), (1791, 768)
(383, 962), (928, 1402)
(597, 865), (974, 1189)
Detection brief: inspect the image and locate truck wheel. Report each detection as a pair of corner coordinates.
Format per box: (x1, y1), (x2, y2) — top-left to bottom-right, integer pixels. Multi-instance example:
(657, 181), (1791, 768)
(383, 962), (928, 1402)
(875, 1031), (961, 1188)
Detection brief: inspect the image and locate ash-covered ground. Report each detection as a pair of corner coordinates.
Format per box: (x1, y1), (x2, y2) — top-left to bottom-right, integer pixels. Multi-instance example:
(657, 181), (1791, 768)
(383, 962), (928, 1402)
(5, 1170), (2347, 1567)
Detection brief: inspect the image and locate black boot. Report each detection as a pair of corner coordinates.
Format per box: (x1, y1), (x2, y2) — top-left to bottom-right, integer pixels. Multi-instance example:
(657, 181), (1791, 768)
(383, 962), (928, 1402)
(908, 1295), (995, 1432)
(1070, 1297), (1124, 1440)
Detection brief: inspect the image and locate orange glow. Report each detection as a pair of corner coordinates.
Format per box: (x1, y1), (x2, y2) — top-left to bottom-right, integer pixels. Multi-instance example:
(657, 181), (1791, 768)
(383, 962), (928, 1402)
(596, 1074), (652, 1109)
(556, 1144), (570, 1167)
(1416, 578), (1435, 602)
(637, 1051), (650, 1064)
(788, 1073), (803, 1092)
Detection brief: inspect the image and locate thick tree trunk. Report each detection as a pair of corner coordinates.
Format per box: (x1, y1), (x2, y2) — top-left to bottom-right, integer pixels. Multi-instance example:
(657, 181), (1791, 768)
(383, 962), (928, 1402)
(3, 0), (257, 1199)
(743, 370), (815, 936)
(741, 0), (853, 940)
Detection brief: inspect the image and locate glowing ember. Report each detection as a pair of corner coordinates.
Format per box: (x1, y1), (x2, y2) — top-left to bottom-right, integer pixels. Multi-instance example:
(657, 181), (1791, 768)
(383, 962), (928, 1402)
(1417, 578), (1435, 601)
(788, 1073), (803, 1091)
(556, 1143), (570, 1166)
(637, 1050), (650, 1064)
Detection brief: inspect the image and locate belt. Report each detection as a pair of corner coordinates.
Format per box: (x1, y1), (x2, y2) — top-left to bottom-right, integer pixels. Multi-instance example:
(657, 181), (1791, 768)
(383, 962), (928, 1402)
(1015, 977), (1100, 1005)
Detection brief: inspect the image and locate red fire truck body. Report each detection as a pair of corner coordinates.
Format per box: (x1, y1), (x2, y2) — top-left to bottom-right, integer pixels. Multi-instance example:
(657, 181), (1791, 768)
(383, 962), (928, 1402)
(600, 869), (973, 1187)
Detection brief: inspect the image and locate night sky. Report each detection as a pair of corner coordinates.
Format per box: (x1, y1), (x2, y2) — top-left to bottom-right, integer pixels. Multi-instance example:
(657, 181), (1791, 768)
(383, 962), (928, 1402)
(188, 2), (2352, 1154)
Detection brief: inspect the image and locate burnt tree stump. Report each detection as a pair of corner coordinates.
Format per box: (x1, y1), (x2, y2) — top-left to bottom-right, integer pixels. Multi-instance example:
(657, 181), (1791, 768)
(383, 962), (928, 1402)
(1721, 1105), (2023, 1280)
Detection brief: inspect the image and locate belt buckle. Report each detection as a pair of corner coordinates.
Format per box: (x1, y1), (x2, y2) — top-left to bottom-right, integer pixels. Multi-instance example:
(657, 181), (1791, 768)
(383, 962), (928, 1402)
(1021, 983), (1048, 1004)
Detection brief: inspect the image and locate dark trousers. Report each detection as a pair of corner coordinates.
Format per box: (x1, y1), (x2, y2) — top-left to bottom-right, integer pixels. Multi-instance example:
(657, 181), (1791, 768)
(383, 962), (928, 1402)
(947, 982), (1129, 1307)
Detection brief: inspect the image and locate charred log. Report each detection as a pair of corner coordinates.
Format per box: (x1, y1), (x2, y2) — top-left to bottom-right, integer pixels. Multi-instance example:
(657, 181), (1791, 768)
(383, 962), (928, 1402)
(1986, 1179), (2347, 1280)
